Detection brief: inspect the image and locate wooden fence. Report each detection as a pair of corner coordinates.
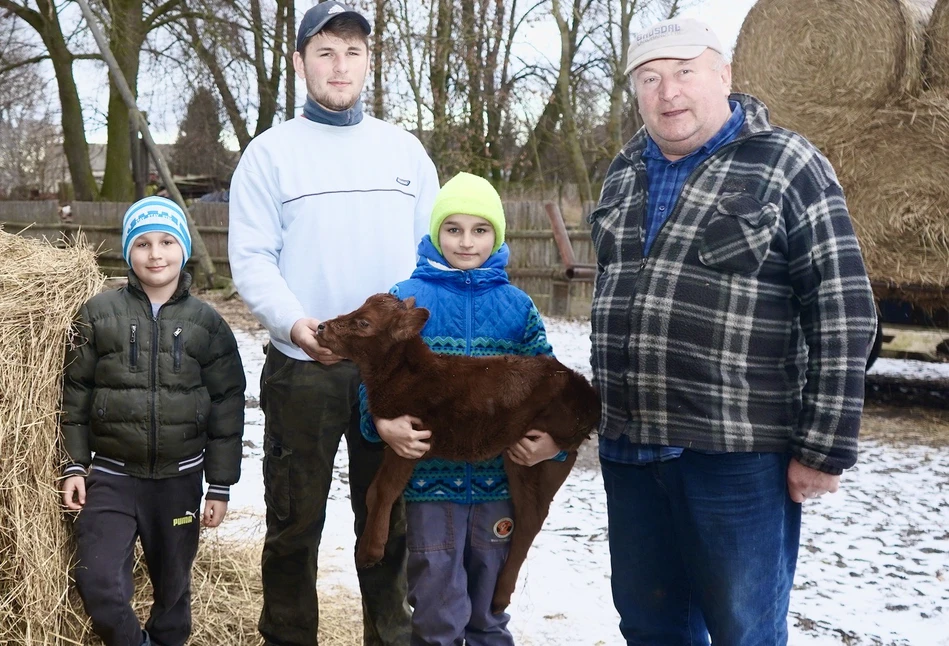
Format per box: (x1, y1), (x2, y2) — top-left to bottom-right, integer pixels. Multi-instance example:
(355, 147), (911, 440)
(1, 200), (594, 317)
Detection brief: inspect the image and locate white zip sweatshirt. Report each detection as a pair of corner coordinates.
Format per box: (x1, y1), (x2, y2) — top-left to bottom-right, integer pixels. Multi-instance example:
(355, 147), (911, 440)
(228, 115), (438, 360)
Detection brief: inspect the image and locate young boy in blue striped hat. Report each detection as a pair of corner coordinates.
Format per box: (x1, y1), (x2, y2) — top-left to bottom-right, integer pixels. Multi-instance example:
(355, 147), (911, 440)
(359, 172), (565, 645)
(60, 196), (246, 646)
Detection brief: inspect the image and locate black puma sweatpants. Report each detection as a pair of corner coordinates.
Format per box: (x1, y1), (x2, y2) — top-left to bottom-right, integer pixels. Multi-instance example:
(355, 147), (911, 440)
(74, 470), (203, 646)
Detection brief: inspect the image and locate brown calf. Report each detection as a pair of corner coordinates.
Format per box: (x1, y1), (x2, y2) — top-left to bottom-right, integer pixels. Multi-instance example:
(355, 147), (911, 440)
(316, 293), (600, 613)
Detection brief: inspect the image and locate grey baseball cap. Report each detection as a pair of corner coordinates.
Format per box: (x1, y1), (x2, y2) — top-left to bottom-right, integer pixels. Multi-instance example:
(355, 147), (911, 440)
(626, 18), (724, 74)
(296, 1), (371, 52)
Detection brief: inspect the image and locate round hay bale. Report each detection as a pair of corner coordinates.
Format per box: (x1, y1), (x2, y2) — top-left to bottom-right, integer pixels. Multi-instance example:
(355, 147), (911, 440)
(827, 95), (949, 290)
(925, 0), (949, 90)
(733, 0), (933, 120)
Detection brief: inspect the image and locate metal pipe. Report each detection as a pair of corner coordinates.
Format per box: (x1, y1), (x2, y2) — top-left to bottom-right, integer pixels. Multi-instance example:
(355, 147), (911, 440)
(545, 202), (578, 268)
(544, 202), (596, 282)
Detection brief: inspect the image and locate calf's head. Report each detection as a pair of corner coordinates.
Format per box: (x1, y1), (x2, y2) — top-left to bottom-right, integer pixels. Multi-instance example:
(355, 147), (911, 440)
(317, 293), (430, 362)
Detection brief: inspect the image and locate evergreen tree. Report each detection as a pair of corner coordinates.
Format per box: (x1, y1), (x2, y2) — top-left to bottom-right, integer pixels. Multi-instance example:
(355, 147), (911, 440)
(171, 87), (233, 185)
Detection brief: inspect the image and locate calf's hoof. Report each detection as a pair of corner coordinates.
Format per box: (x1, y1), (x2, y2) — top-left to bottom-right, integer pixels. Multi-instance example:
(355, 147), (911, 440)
(355, 541), (385, 569)
(490, 594), (511, 615)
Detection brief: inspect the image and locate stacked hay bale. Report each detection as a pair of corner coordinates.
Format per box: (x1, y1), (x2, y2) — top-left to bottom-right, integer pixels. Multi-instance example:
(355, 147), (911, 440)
(733, 0), (949, 295)
(0, 230), (361, 645)
(0, 229), (103, 644)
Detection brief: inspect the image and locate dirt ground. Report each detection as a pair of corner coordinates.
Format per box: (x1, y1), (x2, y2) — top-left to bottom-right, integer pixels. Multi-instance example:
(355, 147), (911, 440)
(199, 289), (266, 332)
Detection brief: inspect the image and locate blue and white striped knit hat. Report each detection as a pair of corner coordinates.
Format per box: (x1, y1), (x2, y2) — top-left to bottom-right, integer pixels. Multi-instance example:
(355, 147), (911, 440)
(121, 196), (192, 268)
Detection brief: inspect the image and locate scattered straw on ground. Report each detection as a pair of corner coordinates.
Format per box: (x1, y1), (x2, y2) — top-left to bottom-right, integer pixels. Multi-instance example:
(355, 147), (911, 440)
(68, 515), (363, 646)
(925, 0), (949, 89)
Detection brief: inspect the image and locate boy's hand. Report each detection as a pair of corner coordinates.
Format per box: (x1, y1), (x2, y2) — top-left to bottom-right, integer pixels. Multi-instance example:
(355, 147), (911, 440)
(507, 430), (560, 466)
(291, 317), (342, 365)
(62, 475), (86, 510)
(202, 499), (228, 527)
(375, 415), (431, 459)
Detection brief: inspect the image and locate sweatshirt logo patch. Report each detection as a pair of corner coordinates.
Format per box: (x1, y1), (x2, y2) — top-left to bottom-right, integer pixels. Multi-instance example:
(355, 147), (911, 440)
(396, 177), (411, 186)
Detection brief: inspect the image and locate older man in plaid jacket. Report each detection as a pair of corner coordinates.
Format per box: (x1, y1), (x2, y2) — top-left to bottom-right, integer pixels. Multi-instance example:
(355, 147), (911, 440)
(591, 17), (877, 646)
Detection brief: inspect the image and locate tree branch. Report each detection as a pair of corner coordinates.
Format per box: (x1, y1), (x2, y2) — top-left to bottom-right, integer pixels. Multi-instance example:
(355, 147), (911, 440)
(0, 54), (48, 75)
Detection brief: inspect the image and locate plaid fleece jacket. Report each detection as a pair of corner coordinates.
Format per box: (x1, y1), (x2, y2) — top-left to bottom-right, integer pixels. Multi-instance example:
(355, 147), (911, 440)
(590, 93), (876, 475)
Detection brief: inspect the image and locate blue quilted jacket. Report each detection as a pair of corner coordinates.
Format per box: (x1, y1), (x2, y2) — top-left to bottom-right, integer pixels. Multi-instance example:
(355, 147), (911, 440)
(360, 235), (555, 504)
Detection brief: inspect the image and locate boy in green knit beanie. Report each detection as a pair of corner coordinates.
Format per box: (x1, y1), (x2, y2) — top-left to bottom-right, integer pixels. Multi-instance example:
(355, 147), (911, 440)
(360, 171), (566, 644)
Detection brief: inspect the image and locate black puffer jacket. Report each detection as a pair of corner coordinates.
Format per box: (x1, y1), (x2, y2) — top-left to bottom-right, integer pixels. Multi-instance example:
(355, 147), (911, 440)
(61, 271), (245, 497)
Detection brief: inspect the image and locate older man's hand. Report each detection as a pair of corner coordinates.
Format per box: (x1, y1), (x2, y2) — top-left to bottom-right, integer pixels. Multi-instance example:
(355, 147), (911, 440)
(787, 457), (840, 503)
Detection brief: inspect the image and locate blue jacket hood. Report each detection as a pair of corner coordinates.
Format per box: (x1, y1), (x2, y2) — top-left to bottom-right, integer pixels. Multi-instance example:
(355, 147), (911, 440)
(412, 235), (511, 291)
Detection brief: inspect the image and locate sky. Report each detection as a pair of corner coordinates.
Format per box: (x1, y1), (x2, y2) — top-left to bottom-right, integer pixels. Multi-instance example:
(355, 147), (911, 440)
(77, 0), (761, 146)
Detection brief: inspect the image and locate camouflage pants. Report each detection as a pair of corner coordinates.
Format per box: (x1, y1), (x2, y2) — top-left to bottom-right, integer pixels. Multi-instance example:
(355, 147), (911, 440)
(258, 346), (410, 646)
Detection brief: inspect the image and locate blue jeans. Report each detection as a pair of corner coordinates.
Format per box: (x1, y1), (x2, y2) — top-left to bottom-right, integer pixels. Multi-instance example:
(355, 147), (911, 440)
(406, 500), (515, 646)
(600, 451), (801, 646)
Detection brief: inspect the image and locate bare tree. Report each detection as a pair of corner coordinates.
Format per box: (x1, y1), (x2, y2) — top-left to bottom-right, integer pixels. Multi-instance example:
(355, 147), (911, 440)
(601, 0), (638, 153)
(176, 0), (290, 151)
(371, 0), (387, 119)
(0, 0), (99, 200)
(551, 0), (594, 203)
(429, 0), (454, 168)
(0, 63), (64, 198)
(96, 0), (190, 200)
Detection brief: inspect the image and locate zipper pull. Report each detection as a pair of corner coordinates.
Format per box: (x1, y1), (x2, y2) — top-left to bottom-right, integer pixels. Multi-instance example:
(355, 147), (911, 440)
(130, 324), (137, 343)
(174, 327), (182, 337)
(640, 258), (647, 271)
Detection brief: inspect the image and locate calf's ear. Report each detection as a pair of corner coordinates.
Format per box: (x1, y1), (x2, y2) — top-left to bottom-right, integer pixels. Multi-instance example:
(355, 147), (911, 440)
(403, 296), (416, 309)
(392, 307), (430, 341)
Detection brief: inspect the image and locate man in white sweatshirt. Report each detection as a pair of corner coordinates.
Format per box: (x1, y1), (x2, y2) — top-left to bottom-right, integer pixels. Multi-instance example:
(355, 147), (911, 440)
(228, 2), (438, 644)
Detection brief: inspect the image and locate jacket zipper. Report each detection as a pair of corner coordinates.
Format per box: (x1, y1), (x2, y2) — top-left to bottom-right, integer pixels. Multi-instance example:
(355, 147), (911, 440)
(173, 327), (183, 372)
(465, 273), (473, 504)
(464, 273), (473, 355)
(149, 309), (160, 476)
(129, 324), (138, 369)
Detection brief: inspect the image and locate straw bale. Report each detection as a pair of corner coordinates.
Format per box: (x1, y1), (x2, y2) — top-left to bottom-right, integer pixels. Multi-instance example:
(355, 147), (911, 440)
(827, 95), (949, 288)
(0, 229), (104, 644)
(733, 0), (932, 137)
(925, 0), (949, 90)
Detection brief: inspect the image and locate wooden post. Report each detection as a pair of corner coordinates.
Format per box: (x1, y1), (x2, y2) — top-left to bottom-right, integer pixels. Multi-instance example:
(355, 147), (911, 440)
(74, 0), (218, 288)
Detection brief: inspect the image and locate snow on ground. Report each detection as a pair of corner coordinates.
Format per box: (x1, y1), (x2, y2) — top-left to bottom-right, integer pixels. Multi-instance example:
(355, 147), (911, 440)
(230, 323), (949, 646)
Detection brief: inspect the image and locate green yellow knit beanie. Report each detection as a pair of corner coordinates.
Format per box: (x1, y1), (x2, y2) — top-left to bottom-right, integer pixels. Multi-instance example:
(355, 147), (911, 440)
(430, 172), (506, 255)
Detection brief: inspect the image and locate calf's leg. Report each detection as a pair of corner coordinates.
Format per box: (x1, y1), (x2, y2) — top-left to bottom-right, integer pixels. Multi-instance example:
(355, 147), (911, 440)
(356, 450), (417, 568)
(492, 452), (578, 613)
